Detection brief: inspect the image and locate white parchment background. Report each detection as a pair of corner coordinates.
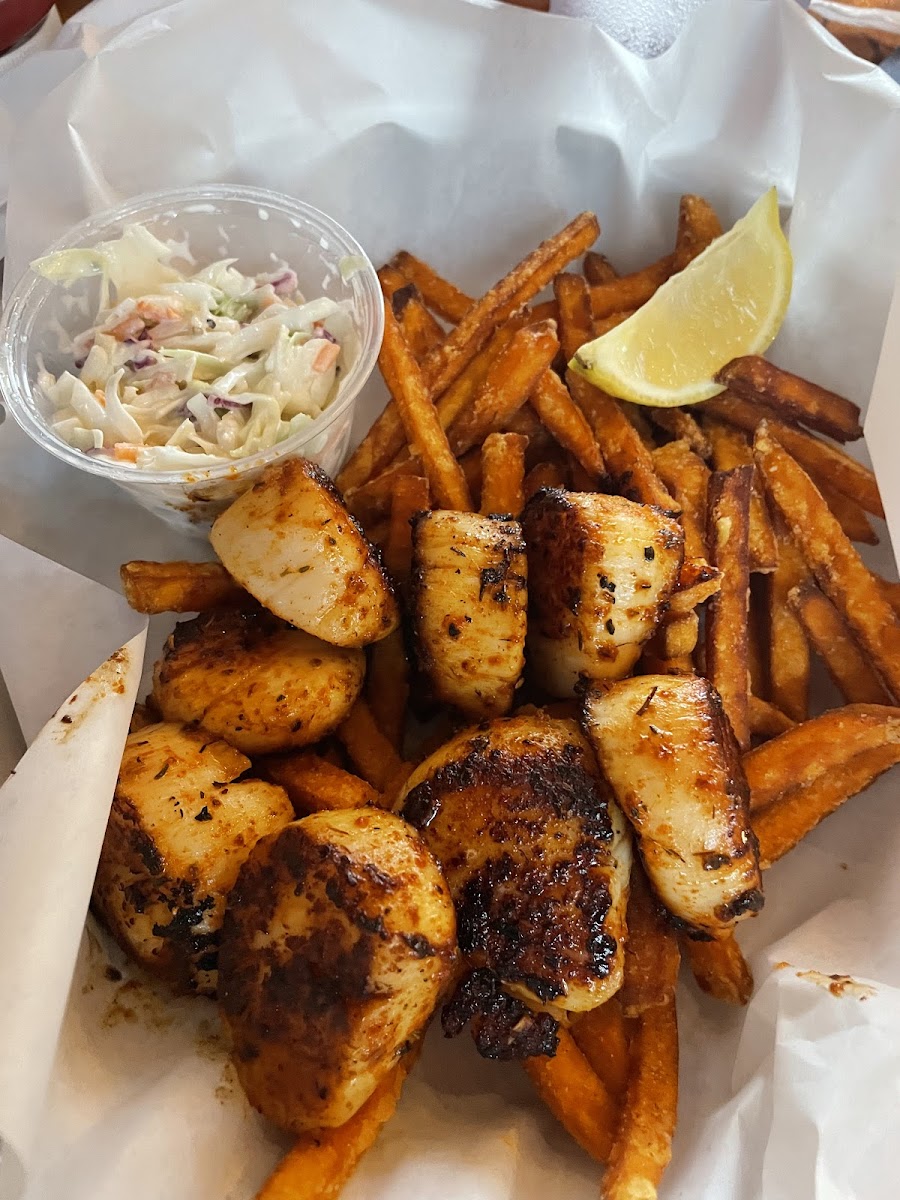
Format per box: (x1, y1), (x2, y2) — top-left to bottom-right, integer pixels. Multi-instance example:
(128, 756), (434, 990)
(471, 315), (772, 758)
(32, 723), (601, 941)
(1, 0), (900, 1197)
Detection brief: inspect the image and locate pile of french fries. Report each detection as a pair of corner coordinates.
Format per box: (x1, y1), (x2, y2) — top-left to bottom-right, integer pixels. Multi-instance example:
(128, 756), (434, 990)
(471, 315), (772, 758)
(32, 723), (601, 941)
(119, 195), (900, 1200)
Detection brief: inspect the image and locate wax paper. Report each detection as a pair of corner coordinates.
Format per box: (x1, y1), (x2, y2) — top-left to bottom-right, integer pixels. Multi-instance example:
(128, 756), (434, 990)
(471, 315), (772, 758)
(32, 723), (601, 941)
(1, 1), (899, 1197)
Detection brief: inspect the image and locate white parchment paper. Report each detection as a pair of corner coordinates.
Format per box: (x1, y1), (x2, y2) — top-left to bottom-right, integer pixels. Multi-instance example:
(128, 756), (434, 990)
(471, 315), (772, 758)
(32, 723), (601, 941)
(1, 1), (899, 1198)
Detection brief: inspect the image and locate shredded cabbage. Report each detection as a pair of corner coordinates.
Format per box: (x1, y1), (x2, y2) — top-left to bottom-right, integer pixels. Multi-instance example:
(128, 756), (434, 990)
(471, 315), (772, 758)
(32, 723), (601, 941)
(32, 224), (358, 470)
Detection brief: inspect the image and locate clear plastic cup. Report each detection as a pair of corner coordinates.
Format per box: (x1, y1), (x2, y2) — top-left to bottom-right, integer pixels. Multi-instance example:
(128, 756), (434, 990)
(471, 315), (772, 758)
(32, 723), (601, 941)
(0, 185), (384, 534)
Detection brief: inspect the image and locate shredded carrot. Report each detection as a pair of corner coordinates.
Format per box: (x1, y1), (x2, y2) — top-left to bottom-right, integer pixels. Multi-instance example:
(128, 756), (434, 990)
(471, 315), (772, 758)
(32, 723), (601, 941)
(114, 444), (140, 462)
(313, 341), (341, 373)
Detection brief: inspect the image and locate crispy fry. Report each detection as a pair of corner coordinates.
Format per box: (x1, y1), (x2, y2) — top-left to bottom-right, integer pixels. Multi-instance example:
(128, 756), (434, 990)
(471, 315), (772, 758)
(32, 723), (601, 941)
(529, 369), (605, 478)
(683, 933), (752, 1005)
(593, 310), (635, 337)
(383, 474), (431, 586)
(788, 583), (891, 705)
(389, 281), (446, 360)
(748, 695), (794, 739)
(120, 560), (244, 614)
(647, 408), (712, 460)
(590, 255), (675, 321)
(621, 869), (681, 1017)
(390, 250), (473, 323)
(337, 698), (412, 800)
(704, 394), (884, 518)
(748, 575), (768, 699)
(583, 250), (618, 285)
(765, 513), (811, 722)
(554, 271), (595, 362)
(667, 558), (722, 615)
(816, 481), (878, 545)
(645, 610), (700, 661)
(754, 425), (900, 702)
(705, 467), (753, 749)
(529, 299), (559, 323)
(621, 402), (656, 449)
(600, 999), (678, 1200)
(715, 356), (863, 443)
(378, 300), (472, 510)
(523, 460), (567, 499)
(651, 439), (710, 560)
(673, 194), (723, 271)
(368, 631), (411, 751)
(704, 419), (778, 572)
(571, 998), (630, 1099)
(422, 211), (599, 397)
(744, 703), (900, 812)
(255, 1059), (410, 1200)
(259, 752), (381, 815)
(480, 432), (528, 516)
(569, 373), (677, 511)
(878, 576), (900, 618)
(449, 320), (560, 456)
(753, 741), (900, 869)
(523, 1028), (619, 1165)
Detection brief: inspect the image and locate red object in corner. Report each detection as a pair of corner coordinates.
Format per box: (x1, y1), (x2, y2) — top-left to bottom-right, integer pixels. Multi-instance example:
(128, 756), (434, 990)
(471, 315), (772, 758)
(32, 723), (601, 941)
(0, 0), (54, 55)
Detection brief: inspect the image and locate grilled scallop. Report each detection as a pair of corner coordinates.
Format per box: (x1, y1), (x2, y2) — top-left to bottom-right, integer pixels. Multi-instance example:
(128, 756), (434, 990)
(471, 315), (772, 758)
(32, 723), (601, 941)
(397, 713), (632, 1057)
(411, 510), (527, 720)
(93, 721), (293, 995)
(152, 607), (364, 756)
(210, 457), (399, 647)
(583, 674), (763, 937)
(521, 489), (684, 697)
(218, 809), (457, 1133)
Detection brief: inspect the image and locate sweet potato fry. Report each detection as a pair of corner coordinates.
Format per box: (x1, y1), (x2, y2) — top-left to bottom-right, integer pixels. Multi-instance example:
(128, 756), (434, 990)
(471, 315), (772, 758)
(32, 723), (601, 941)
(255, 1059), (410, 1200)
(528, 299), (559, 323)
(704, 394), (884, 518)
(583, 250), (618, 285)
(120, 560), (244, 614)
(651, 439), (710, 560)
(378, 300), (471, 510)
(593, 310), (635, 337)
(878, 577), (900, 618)
(621, 869), (681, 1017)
(590, 254), (675, 321)
(390, 250), (473, 323)
(554, 271), (595, 362)
(647, 408), (712, 460)
(645, 611), (700, 661)
(260, 752), (381, 815)
(748, 695), (794, 739)
(422, 211), (599, 397)
(683, 933), (752, 1005)
(570, 999), (630, 1099)
(383, 475), (431, 586)
(431, 316), (527, 435)
(529, 369), (605, 478)
(744, 703), (900, 812)
(788, 583), (891, 705)
(705, 466), (754, 749)
(368, 631), (411, 751)
(754, 425), (900, 702)
(715, 356), (863, 443)
(600, 999), (678, 1200)
(568, 373), (677, 511)
(523, 460), (567, 499)
(816, 481), (878, 545)
(666, 558), (722, 616)
(449, 320), (560, 456)
(390, 282), (446, 361)
(673, 194), (723, 271)
(753, 738), (900, 869)
(337, 698), (412, 801)
(480, 432), (528, 517)
(704, 419), (777, 572)
(523, 1028), (619, 1165)
(765, 513), (812, 722)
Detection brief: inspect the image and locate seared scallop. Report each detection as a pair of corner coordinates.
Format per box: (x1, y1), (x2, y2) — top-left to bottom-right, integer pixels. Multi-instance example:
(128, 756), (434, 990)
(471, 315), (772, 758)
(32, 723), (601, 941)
(152, 607), (365, 755)
(397, 713), (632, 1042)
(218, 809), (457, 1133)
(583, 674), (763, 937)
(521, 489), (684, 697)
(210, 457), (399, 647)
(93, 721), (294, 994)
(410, 510), (527, 720)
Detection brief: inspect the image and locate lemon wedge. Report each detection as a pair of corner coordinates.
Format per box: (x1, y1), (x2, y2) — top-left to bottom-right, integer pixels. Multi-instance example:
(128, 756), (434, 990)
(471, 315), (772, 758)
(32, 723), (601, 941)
(569, 188), (792, 408)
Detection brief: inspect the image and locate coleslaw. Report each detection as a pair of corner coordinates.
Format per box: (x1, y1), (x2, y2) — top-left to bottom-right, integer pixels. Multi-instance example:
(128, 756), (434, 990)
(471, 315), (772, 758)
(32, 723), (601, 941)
(32, 224), (358, 470)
